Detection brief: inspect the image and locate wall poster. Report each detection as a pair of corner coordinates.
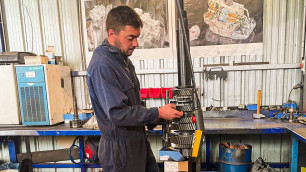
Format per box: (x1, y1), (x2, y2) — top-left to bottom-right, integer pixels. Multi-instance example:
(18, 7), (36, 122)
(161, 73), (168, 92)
(82, 0), (174, 65)
(186, 0), (263, 46)
(185, 0), (263, 57)
(82, 0), (264, 64)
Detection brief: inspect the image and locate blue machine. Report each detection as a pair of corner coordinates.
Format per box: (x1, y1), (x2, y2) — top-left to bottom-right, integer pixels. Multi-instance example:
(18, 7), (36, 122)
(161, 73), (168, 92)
(16, 65), (49, 125)
(16, 65), (73, 125)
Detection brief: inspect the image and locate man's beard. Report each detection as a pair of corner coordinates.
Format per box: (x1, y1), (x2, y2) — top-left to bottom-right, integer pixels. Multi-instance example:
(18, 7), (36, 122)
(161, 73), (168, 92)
(114, 38), (134, 57)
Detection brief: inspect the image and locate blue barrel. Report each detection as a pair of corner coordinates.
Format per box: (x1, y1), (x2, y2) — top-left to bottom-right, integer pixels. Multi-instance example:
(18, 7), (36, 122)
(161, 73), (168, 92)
(218, 144), (252, 172)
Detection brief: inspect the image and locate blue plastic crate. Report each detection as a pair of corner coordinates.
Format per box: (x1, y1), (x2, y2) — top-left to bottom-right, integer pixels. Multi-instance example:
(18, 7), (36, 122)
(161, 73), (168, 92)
(247, 104), (257, 110)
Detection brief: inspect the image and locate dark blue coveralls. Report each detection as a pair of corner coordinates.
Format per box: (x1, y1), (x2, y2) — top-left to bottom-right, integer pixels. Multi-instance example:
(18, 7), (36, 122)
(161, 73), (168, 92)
(87, 40), (159, 172)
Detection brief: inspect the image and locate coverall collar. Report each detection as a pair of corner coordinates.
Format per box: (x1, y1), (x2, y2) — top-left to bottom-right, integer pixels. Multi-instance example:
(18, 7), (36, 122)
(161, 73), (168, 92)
(102, 39), (130, 67)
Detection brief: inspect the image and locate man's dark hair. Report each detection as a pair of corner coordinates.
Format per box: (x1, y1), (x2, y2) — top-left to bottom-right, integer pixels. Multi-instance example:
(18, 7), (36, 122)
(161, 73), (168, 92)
(106, 6), (143, 34)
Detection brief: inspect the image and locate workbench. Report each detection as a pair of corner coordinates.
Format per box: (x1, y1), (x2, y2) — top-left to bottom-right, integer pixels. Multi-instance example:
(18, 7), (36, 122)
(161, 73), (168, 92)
(0, 118), (305, 172)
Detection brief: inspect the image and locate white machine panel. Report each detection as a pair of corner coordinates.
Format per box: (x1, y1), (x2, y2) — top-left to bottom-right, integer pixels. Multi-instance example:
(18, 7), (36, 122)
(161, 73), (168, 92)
(0, 64), (21, 124)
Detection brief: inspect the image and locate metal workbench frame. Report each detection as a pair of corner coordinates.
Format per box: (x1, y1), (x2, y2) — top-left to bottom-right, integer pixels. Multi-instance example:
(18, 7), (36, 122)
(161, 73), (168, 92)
(0, 118), (305, 172)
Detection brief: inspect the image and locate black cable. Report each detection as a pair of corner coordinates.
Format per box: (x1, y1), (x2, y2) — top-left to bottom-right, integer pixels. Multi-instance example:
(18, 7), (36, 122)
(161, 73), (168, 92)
(288, 88), (294, 102)
(288, 82), (304, 102)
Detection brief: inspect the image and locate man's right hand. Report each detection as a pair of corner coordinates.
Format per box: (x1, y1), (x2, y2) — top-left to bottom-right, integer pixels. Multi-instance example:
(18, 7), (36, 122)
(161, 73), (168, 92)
(158, 104), (183, 120)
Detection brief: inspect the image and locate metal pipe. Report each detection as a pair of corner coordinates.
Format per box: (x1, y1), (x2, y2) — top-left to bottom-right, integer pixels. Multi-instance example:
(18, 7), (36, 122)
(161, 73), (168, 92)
(70, 73), (82, 128)
(176, 0), (185, 86)
(177, 19), (186, 86)
(289, 107), (294, 123)
(165, 90), (169, 105)
(194, 101), (204, 132)
(176, 0), (191, 87)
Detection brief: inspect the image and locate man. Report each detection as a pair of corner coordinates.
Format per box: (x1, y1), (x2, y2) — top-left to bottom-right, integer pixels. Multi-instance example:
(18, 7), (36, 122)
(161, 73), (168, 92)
(87, 5), (183, 172)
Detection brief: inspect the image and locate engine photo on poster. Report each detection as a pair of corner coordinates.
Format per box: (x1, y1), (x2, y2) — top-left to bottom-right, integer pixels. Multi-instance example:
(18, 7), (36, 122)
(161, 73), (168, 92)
(185, 0), (263, 46)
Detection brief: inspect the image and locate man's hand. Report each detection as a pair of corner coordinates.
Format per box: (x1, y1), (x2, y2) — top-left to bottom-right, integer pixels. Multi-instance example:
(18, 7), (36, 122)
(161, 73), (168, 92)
(158, 104), (183, 120)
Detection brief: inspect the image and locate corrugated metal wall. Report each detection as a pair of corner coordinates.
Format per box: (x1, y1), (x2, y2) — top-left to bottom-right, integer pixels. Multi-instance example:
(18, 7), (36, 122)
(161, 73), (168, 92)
(0, 0), (89, 109)
(1, 0), (83, 67)
(0, 0), (304, 171)
(139, 0), (304, 109)
(1, 0), (303, 109)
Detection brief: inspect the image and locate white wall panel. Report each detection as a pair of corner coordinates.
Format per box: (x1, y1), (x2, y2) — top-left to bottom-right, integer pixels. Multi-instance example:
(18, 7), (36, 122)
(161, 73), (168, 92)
(19, 0), (44, 54)
(57, 0), (88, 109)
(39, 0), (62, 56)
(57, 0), (83, 69)
(2, 0), (25, 51)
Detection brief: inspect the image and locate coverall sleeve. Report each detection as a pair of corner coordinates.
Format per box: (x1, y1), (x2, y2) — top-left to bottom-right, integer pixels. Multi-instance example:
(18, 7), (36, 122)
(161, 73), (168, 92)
(89, 63), (159, 127)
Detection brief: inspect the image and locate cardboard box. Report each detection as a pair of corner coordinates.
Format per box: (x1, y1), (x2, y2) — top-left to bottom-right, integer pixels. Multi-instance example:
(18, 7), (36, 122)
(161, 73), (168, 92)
(164, 161), (190, 172)
(47, 46), (55, 54)
(24, 55), (48, 64)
